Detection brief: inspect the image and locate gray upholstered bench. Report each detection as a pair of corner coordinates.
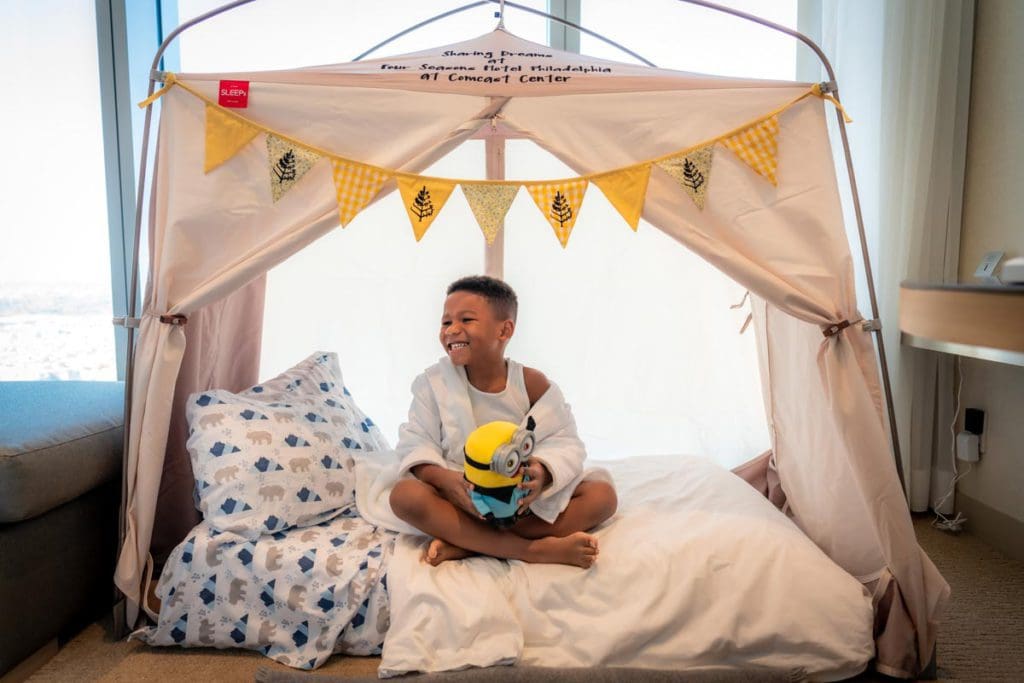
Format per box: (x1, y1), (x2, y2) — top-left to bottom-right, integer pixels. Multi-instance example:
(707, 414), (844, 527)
(0, 381), (124, 676)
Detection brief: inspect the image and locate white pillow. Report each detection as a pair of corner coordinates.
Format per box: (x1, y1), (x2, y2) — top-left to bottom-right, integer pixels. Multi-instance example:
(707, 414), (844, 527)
(187, 352), (389, 539)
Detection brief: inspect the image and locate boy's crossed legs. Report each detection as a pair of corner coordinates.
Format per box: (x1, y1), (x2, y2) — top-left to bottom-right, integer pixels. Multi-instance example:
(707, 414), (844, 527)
(390, 477), (617, 568)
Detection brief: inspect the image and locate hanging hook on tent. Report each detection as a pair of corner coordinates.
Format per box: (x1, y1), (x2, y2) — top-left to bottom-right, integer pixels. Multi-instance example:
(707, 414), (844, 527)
(495, 0), (506, 28)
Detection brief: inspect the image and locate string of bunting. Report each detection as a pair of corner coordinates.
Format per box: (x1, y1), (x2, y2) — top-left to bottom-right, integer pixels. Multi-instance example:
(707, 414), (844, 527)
(141, 75), (851, 248)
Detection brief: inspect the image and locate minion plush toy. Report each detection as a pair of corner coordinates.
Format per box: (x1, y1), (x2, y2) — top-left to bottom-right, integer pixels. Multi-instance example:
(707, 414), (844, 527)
(463, 417), (537, 527)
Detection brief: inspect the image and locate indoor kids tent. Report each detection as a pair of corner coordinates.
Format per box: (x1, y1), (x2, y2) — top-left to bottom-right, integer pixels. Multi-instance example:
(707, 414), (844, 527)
(116, 7), (948, 679)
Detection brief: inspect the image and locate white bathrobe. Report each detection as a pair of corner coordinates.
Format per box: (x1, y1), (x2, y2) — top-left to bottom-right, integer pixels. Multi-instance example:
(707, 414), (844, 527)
(352, 357), (610, 533)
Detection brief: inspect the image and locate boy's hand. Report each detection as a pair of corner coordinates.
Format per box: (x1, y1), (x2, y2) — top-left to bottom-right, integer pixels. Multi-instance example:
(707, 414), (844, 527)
(517, 458), (552, 511)
(415, 464), (482, 519)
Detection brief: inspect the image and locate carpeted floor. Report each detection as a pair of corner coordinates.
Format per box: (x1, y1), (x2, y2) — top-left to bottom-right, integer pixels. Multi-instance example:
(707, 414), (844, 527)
(24, 515), (1024, 682)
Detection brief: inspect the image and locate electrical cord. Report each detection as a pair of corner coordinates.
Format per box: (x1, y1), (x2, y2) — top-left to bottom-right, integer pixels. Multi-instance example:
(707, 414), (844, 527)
(932, 357), (969, 533)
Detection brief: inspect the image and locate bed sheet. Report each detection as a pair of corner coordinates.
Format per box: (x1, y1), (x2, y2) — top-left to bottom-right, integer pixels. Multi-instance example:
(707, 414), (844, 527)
(134, 506), (394, 670)
(379, 454), (875, 681)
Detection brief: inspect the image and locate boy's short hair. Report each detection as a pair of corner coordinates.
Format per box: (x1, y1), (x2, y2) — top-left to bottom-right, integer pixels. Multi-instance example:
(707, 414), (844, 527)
(447, 275), (518, 322)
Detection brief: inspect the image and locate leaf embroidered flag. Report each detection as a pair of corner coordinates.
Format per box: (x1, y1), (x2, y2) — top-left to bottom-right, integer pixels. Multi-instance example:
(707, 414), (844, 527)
(266, 134), (321, 202)
(526, 179), (588, 248)
(592, 165), (652, 229)
(397, 176), (456, 241)
(721, 116), (780, 186)
(205, 104), (260, 173)
(331, 160), (391, 227)
(461, 183), (520, 245)
(655, 144), (714, 209)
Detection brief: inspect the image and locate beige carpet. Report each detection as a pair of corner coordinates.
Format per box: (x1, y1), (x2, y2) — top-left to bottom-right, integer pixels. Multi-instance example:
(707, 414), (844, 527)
(26, 515), (1024, 682)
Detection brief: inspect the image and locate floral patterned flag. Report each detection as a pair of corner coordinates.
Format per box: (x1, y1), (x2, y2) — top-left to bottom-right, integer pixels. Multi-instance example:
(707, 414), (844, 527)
(461, 183), (520, 245)
(655, 144), (714, 209)
(266, 134), (321, 202)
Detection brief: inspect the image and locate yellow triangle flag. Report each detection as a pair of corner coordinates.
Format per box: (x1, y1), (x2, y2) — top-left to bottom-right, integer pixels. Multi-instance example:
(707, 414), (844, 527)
(205, 104), (260, 173)
(721, 116), (780, 186)
(331, 160), (391, 227)
(266, 134), (321, 202)
(592, 165), (652, 230)
(461, 184), (520, 245)
(526, 179), (588, 248)
(397, 176), (456, 241)
(655, 144), (714, 210)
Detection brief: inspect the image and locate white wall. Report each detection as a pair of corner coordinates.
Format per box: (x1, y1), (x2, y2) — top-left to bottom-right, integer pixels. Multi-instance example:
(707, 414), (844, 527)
(957, 0), (1024, 525)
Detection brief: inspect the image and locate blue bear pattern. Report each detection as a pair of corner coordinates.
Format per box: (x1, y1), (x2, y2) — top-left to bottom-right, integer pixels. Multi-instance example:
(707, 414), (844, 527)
(260, 579), (276, 608)
(210, 441), (241, 457)
(230, 614), (248, 644)
(220, 498), (252, 514)
(296, 487), (322, 503)
(317, 584), (336, 612)
(199, 575), (217, 605)
(254, 457), (284, 473)
(297, 549), (316, 574)
(181, 536), (195, 564)
(292, 621), (309, 647)
(170, 613), (189, 643)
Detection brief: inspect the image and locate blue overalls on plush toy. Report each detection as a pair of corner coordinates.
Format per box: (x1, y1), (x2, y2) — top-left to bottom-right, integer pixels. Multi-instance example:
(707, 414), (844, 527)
(462, 417), (536, 528)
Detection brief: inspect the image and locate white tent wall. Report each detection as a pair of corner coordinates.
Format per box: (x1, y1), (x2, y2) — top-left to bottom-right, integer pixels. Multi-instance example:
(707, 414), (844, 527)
(116, 29), (948, 677)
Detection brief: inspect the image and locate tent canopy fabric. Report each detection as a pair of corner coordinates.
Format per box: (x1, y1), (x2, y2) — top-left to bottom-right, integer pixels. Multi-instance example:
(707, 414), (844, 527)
(118, 28), (948, 678)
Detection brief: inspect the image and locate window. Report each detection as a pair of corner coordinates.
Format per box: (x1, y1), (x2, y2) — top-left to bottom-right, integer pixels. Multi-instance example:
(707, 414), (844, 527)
(0, 2), (115, 380)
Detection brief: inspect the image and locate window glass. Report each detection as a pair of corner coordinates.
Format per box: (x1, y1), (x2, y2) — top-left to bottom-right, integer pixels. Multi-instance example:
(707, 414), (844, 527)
(0, 1), (115, 380)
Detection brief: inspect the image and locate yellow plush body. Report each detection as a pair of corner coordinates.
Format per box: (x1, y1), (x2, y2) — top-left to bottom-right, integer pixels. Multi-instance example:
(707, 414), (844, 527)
(463, 420), (532, 526)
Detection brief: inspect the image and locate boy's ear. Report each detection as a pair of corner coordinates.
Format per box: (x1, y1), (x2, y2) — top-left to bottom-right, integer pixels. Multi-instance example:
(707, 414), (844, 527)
(499, 319), (515, 341)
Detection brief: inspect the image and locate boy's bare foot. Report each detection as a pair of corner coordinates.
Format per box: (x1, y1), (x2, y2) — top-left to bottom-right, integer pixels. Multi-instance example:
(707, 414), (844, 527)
(529, 531), (599, 568)
(424, 538), (475, 566)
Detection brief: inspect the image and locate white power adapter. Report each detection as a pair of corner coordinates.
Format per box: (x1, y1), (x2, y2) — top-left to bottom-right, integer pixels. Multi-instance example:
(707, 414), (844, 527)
(956, 431), (980, 463)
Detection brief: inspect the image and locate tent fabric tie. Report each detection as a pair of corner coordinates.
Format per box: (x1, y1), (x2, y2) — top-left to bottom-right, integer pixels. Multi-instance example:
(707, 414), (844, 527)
(159, 314), (188, 326)
(822, 317), (865, 338)
(812, 82), (853, 123)
(138, 72), (178, 109)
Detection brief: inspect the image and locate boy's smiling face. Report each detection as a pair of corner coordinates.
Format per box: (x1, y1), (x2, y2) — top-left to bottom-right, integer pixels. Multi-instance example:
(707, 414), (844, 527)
(440, 291), (513, 367)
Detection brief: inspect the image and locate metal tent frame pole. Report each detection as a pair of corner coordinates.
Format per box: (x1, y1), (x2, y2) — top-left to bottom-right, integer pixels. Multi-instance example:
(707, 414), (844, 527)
(116, 0), (904, 633)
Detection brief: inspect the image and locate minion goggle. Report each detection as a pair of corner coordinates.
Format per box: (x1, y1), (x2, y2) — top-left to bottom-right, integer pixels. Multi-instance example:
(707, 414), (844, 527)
(464, 418), (537, 478)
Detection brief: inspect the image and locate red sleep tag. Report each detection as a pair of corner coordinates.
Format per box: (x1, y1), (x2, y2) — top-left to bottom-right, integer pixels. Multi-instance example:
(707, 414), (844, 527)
(218, 80), (250, 108)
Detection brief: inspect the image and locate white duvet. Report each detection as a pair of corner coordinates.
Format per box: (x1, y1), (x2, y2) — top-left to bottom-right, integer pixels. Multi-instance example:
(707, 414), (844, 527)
(378, 455), (874, 680)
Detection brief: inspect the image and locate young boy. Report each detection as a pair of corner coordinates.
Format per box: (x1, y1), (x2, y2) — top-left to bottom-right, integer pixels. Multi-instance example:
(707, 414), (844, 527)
(389, 276), (617, 568)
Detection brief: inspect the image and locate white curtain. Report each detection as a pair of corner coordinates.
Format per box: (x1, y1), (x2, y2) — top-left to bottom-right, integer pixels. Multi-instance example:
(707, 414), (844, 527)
(802, 0), (975, 512)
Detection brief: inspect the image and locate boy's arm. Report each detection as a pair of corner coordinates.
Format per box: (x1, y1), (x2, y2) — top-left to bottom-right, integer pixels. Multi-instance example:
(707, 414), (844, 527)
(396, 374), (448, 477)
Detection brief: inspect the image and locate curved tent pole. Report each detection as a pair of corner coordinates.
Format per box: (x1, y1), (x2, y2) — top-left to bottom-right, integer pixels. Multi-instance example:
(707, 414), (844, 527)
(674, 0), (904, 492)
(117, 0), (905, 632)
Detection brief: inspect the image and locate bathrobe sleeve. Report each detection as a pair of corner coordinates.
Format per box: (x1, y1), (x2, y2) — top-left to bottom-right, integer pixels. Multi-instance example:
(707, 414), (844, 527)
(395, 373), (448, 477)
(523, 383), (592, 522)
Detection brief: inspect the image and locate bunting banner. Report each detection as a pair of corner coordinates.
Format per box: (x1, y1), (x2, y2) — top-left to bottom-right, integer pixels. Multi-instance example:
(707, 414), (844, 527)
(655, 144), (714, 210)
(526, 179), (588, 248)
(397, 176), (456, 241)
(331, 160), (391, 227)
(721, 116), (780, 186)
(266, 134), (321, 202)
(205, 104), (260, 173)
(143, 75), (846, 244)
(461, 184), (520, 244)
(591, 165), (651, 230)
